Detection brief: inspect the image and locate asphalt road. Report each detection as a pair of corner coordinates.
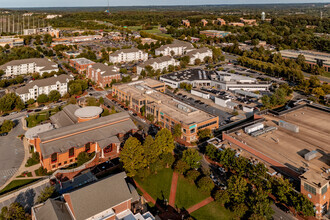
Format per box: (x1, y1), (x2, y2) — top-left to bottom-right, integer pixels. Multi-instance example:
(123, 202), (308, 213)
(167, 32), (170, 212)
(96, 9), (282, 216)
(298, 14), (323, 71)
(271, 203), (297, 220)
(0, 119), (25, 187)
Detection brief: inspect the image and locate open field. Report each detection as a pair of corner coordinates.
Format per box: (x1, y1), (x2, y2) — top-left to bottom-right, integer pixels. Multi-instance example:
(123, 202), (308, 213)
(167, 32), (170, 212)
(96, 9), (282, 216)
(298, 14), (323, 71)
(127, 26), (172, 37)
(230, 107), (330, 174)
(134, 168), (173, 201)
(190, 202), (235, 220)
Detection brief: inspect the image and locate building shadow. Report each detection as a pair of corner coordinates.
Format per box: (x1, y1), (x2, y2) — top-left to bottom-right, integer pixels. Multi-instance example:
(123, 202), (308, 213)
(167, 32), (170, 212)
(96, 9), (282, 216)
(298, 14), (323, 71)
(14, 188), (36, 213)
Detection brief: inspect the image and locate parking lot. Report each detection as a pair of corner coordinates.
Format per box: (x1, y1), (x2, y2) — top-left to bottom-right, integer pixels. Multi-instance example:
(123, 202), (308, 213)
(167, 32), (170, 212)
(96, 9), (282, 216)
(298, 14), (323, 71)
(0, 120), (25, 187)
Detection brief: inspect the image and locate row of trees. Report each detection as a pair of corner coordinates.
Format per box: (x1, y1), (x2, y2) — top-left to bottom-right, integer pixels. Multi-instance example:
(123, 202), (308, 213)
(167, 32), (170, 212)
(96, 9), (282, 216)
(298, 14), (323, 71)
(121, 128), (175, 177)
(205, 145), (315, 218)
(261, 84), (293, 109)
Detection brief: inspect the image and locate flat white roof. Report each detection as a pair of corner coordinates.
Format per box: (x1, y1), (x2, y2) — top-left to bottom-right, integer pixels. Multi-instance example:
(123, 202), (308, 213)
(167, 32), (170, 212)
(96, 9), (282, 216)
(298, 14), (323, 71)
(74, 106), (103, 118)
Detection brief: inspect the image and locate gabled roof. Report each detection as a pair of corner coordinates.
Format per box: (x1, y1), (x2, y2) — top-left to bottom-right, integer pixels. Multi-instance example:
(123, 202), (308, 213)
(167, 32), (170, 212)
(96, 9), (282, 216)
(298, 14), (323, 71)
(64, 172), (133, 220)
(15, 74), (73, 95)
(138, 56), (174, 68)
(50, 104), (80, 128)
(110, 48), (141, 56)
(0, 58), (58, 71)
(156, 40), (194, 52)
(33, 199), (73, 220)
(186, 47), (211, 57)
(90, 63), (120, 76)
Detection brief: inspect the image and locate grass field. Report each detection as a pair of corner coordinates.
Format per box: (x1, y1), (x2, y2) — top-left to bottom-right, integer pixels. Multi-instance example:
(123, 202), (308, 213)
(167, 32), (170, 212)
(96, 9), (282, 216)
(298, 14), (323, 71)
(134, 168), (173, 201)
(127, 26), (172, 37)
(175, 176), (209, 209)
(0, 179), (40, 195)
(190, 202), (235, 220)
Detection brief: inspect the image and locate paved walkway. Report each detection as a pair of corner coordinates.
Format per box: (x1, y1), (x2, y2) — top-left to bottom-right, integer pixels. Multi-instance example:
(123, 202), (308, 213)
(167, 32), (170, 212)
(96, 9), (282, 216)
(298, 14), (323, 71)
(186, 197), (214, 213)
(169, 172), (178, 207)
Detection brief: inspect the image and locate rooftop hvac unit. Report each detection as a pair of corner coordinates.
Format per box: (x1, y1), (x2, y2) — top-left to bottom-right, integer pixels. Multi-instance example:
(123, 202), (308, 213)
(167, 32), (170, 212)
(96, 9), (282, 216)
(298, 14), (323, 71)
(279, 120), (299, 133)
(244, 123), (264, 134)
(304, 150), (317, 161)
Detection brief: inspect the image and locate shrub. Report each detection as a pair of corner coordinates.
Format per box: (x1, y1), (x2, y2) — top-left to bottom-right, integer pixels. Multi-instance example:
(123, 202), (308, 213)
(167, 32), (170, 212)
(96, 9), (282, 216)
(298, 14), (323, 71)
(214, 190), (230, 205)
(77, 152), (92, 166)
(197, 176), (214, 193)
(185, 169), (200, 182)
(35, 167), (47, 176)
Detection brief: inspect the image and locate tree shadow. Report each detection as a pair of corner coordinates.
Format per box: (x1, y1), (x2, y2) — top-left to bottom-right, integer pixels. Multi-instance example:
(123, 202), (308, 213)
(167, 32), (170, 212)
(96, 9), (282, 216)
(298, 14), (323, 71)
(14, 188), (36, 213)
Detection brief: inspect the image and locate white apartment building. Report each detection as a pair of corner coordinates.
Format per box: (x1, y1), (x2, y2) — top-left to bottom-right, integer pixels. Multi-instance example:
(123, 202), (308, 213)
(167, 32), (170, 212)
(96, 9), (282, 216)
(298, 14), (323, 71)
(16, 74), (73, 102)
(0, 58), (59, 77)
(186, 47), (213, 65)
(155, 41), (194, 56)
(109, 48), (148, 63)
(136, 56), (179, 75)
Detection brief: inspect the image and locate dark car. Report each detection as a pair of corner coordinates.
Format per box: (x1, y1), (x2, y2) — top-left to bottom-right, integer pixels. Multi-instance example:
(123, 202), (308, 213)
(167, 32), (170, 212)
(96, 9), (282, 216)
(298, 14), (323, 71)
(39, 104), (45, 107)
(133, 113), (137, 116)
(27, 110), (33, 113)
(124, 108), (128, 111)
(1, 113), (9, 117)
(34, 109), (42, 112)
(0, 132), (8, 136)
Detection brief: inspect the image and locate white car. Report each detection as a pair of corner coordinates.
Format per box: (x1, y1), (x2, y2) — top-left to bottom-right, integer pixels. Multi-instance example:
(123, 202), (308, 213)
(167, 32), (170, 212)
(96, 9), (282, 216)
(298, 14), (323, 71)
(42, 106), (49, 110)
(140, 119), (146, 123)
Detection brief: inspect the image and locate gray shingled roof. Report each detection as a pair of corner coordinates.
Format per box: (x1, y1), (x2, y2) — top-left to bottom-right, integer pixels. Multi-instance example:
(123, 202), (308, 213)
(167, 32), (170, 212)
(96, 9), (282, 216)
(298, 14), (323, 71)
(110, 48), (141, 56)
(138, 56), (173, 68)
(50, 104), (80, 128)
(156, 41), (194, 52)
(0, 58), (58, 71)
(90, 63), (120, 76)
(33, 199), (73, 220)
(39, 112), (137, 158)
(65, 172), (133, 220)
(186, 47), (211, 57)
(15, 74), (73, 94)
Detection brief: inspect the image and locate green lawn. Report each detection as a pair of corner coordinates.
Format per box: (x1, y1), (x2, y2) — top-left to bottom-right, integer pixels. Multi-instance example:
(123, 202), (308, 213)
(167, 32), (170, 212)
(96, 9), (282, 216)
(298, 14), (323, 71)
(134, 168), (173, 201)
(190, 202), (235, 220)
(0, 179), (40, 195)
(175, 176), (209, 209)
(127, 26), (172, 38)
(26, 109), (57, 128)
(323, 71), (330, 78)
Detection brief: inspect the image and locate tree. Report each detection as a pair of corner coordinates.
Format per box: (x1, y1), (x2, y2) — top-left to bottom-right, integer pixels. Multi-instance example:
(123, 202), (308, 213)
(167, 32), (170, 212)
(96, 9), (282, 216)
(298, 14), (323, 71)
(37, 94), (49, 104)
(86, 97), (99, 106)
(227, 175), (248, 205)
(261, 95), (271, 109)
(272, 178), (292, 204)
(182, 149), (202, 169)
(154, 128), (175, 154)
(174, 160), (190, 174)
(312, 87), (325, 99)
(194, 58), (201, 65)
(186, 169), (200, 182)
(197, 176), (214, 193)
(197, 128), (212, 141)
(121, 137), (147, 177)
(69, 83), (82, 95)
(0, 202), (28, 220)
(159, 152), (175, 168)
(232, 203), (248, 218)
(1, 120), (14, 133)
(69, 96), (77, 104)
(142, 135), (160, 166)
(205, 144), (217, 160)
(26, 99), (35, 105)
(214, 190), (230, 205)
(0, 93), (25, 112)
(172, 123), (182, 138)
(77, 152), (91, 166)
(48, 90), (61, 102)
(248, 189), (274, 219)
(37, 186), (55, 204)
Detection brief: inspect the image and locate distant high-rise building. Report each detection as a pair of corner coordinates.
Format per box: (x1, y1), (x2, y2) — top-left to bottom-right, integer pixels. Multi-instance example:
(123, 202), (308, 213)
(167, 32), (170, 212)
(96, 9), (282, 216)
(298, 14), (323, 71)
(261, 12), (266, 21)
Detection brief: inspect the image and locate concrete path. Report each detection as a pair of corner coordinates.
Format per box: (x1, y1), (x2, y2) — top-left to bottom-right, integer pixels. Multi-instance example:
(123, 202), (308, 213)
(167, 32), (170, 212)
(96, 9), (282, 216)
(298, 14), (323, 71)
(169, 172), (178, 207)
(187, 197), (214, 214)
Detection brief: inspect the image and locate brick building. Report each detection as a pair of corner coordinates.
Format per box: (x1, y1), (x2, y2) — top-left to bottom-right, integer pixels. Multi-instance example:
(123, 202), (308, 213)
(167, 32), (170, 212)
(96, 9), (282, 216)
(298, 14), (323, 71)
(200, 30), (231, 38)
(32, 172), (155, 220)
(112, 79), (219, 143)
(69, 58), (95, 73)
(212, 18), (226, 26)
(27, 110), (137, 171)
(87, 63), (121, 88)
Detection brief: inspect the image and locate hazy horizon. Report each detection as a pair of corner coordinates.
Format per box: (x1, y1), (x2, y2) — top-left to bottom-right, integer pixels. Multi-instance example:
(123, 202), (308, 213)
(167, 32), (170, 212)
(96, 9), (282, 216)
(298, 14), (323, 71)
(1, 0), (329, 8)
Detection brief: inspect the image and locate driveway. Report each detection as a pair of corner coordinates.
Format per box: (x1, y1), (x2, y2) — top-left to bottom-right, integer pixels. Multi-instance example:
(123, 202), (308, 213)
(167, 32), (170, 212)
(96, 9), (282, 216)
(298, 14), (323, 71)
(0, 119), (25, 187)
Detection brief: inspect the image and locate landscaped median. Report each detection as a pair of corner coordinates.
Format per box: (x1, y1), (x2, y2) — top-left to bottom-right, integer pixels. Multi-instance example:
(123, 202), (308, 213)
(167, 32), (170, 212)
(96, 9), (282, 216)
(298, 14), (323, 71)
(0, 179), (41, 196)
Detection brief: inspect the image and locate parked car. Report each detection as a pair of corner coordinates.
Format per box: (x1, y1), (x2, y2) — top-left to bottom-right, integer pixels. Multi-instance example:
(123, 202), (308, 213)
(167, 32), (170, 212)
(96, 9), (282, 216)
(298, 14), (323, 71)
(10, 111), (18, 115)
(0, 132), (8, 136)
(2, 113), (9, 117)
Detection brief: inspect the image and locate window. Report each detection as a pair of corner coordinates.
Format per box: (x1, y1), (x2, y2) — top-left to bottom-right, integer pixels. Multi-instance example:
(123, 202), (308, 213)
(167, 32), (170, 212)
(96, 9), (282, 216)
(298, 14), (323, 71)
(85, 143), (91, 152)
(161, 115), (164, 119)
(52, 165), (56, 168)
(64, 161), (67, 164)
(183, 128), (186, 133)
(104, 145), (113, 153)
(69, 148), (75, 158)
(58, 163), (61, 166)
(51, 153), (57, 163)
(198, 121), (217, 130)
(70, 159), (73, 163)
(190, 128), (196, 133)
(322, 185), (328, 195)
(304, 183), (316, 195)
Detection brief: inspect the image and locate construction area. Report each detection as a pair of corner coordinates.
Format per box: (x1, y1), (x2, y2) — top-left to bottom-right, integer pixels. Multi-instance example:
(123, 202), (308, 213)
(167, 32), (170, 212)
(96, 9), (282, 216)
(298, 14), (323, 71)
(228, 106), (330, 177)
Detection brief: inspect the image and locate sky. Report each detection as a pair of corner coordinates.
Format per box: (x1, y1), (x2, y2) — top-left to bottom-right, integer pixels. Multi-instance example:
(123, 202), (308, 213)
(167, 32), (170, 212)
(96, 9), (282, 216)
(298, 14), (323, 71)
(1, 0), (329, 8)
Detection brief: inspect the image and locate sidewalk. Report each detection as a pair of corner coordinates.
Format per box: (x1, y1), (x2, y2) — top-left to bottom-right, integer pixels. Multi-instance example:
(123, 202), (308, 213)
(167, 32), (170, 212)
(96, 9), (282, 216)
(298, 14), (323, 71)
(186, 197), (214, 213)
(169, 172), (178, 207)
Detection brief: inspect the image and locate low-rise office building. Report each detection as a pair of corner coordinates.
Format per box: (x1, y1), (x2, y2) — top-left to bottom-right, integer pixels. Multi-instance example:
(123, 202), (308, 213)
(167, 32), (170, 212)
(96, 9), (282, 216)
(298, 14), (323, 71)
(87, 63), (121, 88)
(140, 38), (158, 45)
(0, 37), (24, 47)
(240, 18), (257, 26)
(228, 22), (245, 27)
(0, 58), (59, 77)
(155, 41), (194, 56)
(112, 79), (219, 143)
(160, 69), (271, 91)
(136, 56), (179, 75)
(212, 18), (226, 26)
(31, 172), (155, 220)
(15, 74), (73, 102)
(186, 47), (213, 65)
(200, 30), (231, 38)
(109, 48), (148, 63)
(182, 20), (190, 27)
(69, 58), (95, 73)
(28, 111), (137, 171)
(279, 50), (330, 72)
